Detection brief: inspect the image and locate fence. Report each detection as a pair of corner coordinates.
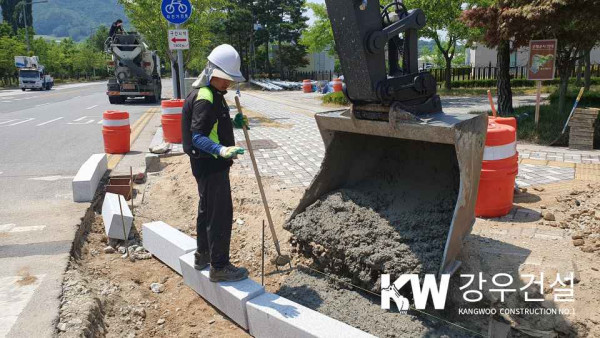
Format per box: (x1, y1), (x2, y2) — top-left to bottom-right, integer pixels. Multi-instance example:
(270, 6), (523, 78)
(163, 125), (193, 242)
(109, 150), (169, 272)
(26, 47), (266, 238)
(428, 63), (600, 84)
(281, 70), (334, 82)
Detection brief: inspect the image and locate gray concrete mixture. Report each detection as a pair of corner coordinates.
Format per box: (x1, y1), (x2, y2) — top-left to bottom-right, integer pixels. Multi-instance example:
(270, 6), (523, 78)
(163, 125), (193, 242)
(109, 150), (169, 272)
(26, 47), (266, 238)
(285, 135), (461, 292)
(277, 269), (476, 337)
(285, 177), (456, 291)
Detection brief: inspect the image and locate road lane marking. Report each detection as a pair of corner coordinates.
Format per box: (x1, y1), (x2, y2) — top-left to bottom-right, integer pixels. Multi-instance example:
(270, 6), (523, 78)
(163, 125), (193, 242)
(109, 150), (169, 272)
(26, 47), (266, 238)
(73, 116), (87, 122)
(35, 103), (50, 107)
(29, 175), (73, 181)
(85, 105), (98, 110)
(0, 275), (45, 338)
(36, 117), (64, 126)
(9, 225), (46, 233)
(0, 120), (16, 125)
(97, 120), (103, 124)
(1, 100), (11, 103)
(0, 224), (16, 232)
(7, 118), (34, 126)
(68, 119), (94, 125)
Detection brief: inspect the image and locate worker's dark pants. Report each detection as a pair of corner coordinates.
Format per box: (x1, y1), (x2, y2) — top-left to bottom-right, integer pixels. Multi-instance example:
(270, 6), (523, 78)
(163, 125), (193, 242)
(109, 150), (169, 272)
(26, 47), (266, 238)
(191, 162), (233, 269)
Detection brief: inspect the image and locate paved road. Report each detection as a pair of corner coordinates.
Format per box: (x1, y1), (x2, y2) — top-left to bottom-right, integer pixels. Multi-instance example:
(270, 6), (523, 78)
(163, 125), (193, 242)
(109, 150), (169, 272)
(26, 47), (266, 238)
(0, 81), (169, 337)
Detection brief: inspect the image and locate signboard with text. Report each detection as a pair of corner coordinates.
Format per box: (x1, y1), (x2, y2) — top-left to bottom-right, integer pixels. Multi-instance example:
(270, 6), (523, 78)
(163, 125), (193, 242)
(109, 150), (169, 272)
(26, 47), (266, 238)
(168, 29), (189, 50)
(527, 39), (557, 81)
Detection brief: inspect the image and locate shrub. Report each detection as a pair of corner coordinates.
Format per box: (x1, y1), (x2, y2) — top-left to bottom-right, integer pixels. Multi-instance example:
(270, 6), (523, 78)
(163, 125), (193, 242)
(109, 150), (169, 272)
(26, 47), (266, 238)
(322, 91), (349, 105)
(548, 87), (600, 107)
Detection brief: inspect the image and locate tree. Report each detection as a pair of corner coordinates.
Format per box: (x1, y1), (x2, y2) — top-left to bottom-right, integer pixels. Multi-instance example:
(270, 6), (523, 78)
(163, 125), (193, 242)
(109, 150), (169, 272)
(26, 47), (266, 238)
(88, 25), (110, 52)
(501, 1), (600, 114)
(300, 3), (333, 55)
(404, 0), (471, 90)
(462, 1), (530, 115)
(118, 0), (220, 74)
(1, 0), (32, 34)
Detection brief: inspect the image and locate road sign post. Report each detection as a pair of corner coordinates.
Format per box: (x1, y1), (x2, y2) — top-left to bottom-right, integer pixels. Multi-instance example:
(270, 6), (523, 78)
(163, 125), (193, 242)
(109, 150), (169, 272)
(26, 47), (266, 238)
(161, 0), (192, 99)
(527, 39), (557, 127)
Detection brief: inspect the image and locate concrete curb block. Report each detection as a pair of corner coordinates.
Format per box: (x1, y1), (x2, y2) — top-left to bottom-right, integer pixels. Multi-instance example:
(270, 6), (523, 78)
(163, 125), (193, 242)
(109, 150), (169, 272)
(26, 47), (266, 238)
(143, 222), (372, 336)
(246, 292), (375, 338)
(142, 221), (196, 274)
(102, 193), (133, 240)
(179, 252), (264, 329)
(72, 153), (107, 202)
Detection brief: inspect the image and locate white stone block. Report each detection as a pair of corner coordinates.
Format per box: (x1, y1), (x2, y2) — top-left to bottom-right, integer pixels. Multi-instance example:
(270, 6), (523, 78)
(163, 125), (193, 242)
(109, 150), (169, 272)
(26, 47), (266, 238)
(179, 252), (264, 329)
(72, 153), (107, 202)
(246, 293), (375, 338)
(102, 193), (133, 240)
(142, 221), (196, 274)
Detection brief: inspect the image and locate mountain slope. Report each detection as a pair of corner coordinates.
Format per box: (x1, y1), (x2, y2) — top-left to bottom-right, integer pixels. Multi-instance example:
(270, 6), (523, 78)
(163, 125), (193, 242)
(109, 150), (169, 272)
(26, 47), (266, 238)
(32, 0), (128, 41)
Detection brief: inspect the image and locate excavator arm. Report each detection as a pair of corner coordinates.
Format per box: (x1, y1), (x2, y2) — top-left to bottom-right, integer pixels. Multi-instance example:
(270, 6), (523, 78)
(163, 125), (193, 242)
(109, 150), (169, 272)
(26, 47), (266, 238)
(325, 0), (441, 117)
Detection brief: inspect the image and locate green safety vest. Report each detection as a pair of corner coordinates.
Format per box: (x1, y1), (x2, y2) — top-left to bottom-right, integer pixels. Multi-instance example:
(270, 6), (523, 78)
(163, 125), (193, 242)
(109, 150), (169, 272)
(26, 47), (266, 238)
(196, 87), (219, 158)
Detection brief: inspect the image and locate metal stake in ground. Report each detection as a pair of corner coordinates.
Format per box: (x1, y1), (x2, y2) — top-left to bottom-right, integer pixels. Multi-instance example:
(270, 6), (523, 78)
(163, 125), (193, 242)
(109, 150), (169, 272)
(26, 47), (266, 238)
(262, 220), (265, 286)
(130, 166), (134, 214)
(234, 96), (291, 270)
(117, 194), (129, 256)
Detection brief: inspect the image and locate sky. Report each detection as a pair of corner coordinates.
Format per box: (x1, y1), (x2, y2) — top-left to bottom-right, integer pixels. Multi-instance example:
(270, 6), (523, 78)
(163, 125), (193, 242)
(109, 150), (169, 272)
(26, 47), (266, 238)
(306, 0), (324, 25)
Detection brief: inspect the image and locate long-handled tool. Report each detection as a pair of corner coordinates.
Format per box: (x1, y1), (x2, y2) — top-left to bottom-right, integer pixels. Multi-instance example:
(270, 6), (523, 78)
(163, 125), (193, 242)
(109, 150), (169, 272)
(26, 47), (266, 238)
(234, 96), (292, 270)
(548, 87), (585, 146)
(487, 89), (498, 118)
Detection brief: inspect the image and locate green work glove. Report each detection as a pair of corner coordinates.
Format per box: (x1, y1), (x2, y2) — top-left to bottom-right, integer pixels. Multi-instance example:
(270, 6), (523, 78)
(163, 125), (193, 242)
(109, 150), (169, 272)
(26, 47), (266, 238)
(219, 146), (245, 159)
(232, 113), (249, 129)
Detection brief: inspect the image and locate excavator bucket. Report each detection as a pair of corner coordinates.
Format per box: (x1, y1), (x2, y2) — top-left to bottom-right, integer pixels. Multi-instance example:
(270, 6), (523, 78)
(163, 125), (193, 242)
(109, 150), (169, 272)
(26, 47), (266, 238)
(284, 0), (488, 289)
(286, 108), (487, 281)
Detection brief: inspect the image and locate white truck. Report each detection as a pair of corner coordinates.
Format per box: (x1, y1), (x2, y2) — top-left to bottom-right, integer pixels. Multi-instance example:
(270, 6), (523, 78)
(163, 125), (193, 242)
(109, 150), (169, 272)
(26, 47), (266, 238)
(15, 56), (54, 91)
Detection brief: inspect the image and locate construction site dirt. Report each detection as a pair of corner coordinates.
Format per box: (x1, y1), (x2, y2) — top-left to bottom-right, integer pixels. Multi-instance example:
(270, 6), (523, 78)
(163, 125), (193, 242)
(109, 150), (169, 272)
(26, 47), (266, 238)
(58, 154), (600, 337)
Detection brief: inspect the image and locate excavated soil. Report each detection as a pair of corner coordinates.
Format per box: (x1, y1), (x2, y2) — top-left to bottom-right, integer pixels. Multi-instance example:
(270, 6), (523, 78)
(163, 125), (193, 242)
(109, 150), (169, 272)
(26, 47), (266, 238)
(57, 155), (304, 337)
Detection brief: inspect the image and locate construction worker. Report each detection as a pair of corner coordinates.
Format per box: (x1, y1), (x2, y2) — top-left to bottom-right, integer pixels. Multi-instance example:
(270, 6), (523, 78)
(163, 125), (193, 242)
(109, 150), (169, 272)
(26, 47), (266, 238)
(109, 19), (124, 38)
(182, 44), (250, 282)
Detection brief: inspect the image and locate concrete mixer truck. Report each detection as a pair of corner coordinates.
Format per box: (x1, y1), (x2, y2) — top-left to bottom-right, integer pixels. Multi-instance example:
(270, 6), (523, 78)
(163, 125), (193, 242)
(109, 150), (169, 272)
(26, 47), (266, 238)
(105, 32), (162, 104)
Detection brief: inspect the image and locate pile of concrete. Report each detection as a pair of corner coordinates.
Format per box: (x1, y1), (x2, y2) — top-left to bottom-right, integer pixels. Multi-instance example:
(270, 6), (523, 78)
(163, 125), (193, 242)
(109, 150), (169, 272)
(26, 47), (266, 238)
(285, 179), (455, 292)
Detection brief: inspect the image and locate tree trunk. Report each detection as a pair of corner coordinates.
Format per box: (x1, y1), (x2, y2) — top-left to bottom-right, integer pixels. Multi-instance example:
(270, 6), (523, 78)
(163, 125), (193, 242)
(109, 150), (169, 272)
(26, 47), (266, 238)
(496, 40), (513, 116)
(265, 39), (272, 78)
(575, 51), (583, 86)
(584, 49), (591, 91)
(558, 65), (571, 115)
(444, 57), (452, 90)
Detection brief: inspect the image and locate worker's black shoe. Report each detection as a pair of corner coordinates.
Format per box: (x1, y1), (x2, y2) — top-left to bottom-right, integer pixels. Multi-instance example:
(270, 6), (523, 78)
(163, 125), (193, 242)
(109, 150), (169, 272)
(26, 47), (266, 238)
(194, 251), (210, 270)
(209, 264), (249, 282)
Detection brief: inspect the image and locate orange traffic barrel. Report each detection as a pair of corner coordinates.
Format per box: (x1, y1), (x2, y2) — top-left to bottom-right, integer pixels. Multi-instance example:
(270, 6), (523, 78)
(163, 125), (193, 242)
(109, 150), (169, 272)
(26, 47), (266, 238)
(102, 110), (130, 154)
(475, 122), (518, 217)
(302, 80), (312, 93)
(161, 99), (184, 143)
(332, 78), (343, 92)
(490, 116), (517, 130)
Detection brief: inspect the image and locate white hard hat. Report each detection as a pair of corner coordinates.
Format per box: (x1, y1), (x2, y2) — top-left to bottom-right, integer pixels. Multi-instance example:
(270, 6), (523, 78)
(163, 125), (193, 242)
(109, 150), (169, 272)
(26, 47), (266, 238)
(207, 44), (245, 82)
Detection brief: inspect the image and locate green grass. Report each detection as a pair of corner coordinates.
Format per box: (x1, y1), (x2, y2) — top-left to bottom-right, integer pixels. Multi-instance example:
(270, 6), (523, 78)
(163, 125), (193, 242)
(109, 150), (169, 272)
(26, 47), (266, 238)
(322, 91), (349, 105)
(474, 86), (600, 148)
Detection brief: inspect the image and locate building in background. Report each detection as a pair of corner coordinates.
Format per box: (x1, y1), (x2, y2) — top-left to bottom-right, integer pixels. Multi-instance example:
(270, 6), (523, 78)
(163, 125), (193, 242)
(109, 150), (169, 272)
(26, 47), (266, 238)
(467, 43), (600, 67)
(298, 50), (335, 73)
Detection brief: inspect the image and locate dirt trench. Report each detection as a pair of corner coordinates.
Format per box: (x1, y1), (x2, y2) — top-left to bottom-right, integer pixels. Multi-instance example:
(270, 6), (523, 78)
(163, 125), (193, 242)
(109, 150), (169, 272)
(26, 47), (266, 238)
(56, 155), (304, 337)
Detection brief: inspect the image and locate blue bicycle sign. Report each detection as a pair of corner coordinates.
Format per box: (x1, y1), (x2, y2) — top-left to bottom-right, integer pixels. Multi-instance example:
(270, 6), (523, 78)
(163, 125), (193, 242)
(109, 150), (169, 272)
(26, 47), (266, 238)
(161, 0), (192, 24)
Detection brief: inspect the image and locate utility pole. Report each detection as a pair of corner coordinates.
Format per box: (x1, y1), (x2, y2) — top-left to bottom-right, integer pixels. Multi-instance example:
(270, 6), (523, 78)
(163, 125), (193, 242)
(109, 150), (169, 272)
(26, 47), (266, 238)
(19, 0), (48, 54)
(277, 6), (283, 79)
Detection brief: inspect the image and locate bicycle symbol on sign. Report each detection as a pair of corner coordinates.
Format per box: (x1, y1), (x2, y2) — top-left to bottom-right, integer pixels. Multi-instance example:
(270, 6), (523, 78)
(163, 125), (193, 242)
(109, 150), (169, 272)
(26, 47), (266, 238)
(165, 0), (188, 14)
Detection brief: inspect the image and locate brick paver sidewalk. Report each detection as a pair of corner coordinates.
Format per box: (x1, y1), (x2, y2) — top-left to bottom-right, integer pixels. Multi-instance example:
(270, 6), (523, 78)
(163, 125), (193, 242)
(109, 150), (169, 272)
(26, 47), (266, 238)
(221, 91), (598, 188)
